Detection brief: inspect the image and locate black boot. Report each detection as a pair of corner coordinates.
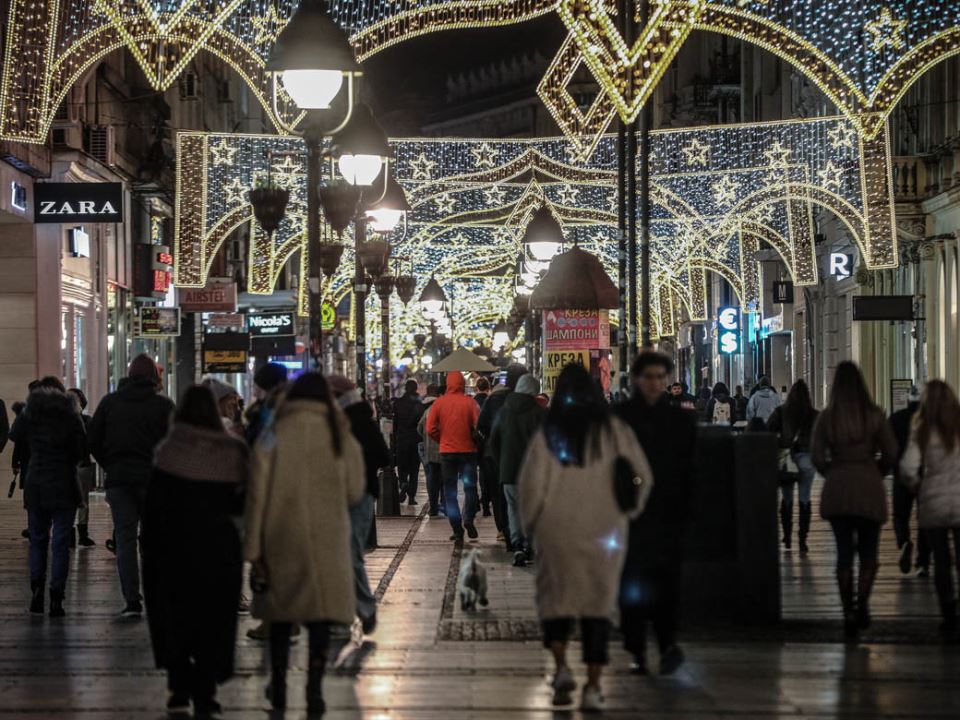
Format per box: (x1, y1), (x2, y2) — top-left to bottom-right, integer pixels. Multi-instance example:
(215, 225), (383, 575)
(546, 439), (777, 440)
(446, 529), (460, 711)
(779, 501), (793, 550)
(49, 590), (65, 618)
(857, 562), (879, 631)
(265, 667), (286, 710)
(837, 569), (858, 639)
(69, 527), (76, 549)
(798, 502), (812, 555)
(29, 579), (45, 615)
(306, 657), (326, 716)
(77, 524), (95, 547)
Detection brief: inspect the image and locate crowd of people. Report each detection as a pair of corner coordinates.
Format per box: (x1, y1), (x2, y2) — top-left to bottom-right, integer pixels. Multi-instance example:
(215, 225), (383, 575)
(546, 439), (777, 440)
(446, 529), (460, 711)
(4, 350), (960, 715)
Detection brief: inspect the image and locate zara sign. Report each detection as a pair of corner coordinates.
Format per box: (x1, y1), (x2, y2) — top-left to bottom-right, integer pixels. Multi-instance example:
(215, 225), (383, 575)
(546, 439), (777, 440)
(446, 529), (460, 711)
(34, 183), (123, 223)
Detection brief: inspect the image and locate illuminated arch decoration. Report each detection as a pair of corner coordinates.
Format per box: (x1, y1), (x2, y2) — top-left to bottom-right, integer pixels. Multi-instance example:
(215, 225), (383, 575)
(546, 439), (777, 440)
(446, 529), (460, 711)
(174, 115), (894, 353)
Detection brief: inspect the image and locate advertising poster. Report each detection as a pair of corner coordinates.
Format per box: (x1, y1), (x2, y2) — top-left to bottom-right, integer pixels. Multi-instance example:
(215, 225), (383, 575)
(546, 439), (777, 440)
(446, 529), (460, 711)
(543, 349), (590, 394)
(137, 307), (180, 337)
(542, 309), (610, 350)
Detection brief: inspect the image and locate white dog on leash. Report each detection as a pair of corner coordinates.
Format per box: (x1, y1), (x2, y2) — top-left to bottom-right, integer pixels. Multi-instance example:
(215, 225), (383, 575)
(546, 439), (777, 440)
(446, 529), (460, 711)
(457, 549), (489, 612)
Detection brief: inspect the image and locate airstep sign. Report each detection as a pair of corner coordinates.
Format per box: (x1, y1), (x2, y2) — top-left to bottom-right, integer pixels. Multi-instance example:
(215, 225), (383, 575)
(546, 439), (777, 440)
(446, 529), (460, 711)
(544, 350), (590, 394)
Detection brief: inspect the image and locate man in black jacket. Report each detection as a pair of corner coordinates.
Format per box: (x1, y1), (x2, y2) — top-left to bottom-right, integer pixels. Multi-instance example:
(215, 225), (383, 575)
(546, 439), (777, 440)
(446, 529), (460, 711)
(392, 379), (423, 506)
(889, 387), (930, 575)
(476, 364), (526, 542)
(330, 375), (391, 633)
(615, 351), (696, 676)
(88, 354), (174, 617)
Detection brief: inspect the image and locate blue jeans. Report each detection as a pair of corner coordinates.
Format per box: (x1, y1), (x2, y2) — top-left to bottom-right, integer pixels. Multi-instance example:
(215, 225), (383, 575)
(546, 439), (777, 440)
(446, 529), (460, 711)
(349, 495), (376, 620)
(781, 451), (815, 505)
(28, 507), (77, 595)
(440, 453), (479, 533)
(502, 484), (525, 550)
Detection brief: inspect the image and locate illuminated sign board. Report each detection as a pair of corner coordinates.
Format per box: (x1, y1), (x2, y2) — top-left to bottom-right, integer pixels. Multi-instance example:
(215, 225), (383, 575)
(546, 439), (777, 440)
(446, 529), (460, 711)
(248, 311), (295, 337)
(717, 306), (741, 355)
(829, 252), (855, 280)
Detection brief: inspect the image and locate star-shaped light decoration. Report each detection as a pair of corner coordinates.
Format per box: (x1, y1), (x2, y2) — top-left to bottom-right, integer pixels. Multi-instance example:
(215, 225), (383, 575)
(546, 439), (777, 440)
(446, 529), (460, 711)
(470, 142), (498, 169)
(556, 184), (579, 205)
(866, 7), (908, 53)
(827, 124), (857, 150)
(251, 2), (289, 46)
(435, 193), (456, 215)
(712, 175), (739, 207)
(271, 156), (304, 189)
(763, 141), (792, 167)
(224, 178), (247, 207)
(483, 184), (507, 206)
(409, 152), (437, 181)
(681, 139), (709, 167)
(817, 161), (845, 191)
(751, 203), (775, 225)
(210, 138), (238, 167)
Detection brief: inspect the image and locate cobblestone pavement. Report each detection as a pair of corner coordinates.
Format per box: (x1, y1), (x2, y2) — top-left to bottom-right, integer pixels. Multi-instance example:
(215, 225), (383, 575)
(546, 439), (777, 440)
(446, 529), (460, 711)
(0, 486), (958, 719)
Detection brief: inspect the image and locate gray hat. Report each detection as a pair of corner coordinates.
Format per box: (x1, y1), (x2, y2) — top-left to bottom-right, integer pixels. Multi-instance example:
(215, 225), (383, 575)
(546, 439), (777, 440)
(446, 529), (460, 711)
(515, 374), (540, 396)
(201, 377), (238, 402)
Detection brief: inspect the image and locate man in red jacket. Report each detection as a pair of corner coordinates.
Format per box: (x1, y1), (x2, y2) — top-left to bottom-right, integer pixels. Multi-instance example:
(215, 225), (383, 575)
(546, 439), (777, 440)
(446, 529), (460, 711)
(427, 371), (481, 542)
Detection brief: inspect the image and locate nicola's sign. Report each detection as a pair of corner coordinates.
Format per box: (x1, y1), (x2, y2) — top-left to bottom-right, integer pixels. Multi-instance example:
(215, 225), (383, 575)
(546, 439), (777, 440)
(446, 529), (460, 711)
(34, 183), (123, 223)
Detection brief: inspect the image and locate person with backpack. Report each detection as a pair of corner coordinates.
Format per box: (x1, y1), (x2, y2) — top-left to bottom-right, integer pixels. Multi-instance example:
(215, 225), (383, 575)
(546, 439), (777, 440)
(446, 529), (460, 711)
(767, 380), (819, 554)
(705, 382), (736, 426)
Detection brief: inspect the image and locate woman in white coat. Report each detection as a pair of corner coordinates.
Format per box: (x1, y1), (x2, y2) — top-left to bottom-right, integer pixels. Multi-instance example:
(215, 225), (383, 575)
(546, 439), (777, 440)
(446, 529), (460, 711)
(244, 372), (365, 715)
(900, 379), (960, 640)
(519, 363), (653, 712)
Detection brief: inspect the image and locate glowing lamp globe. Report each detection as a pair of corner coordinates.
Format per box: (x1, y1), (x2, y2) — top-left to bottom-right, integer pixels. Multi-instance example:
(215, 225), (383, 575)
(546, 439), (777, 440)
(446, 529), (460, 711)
(338, 153), (384, 187)
(279, 69), (344, 109)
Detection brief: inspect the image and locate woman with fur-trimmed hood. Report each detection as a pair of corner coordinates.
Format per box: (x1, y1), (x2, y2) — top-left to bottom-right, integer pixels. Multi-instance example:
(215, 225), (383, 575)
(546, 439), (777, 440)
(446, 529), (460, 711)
(8, 376), (86, 618)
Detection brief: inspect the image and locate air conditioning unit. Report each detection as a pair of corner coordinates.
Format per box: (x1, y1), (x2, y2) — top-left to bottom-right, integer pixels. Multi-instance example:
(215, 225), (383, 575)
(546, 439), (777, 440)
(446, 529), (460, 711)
(180, 71), (199, 100)
(86, 124), (116, 165)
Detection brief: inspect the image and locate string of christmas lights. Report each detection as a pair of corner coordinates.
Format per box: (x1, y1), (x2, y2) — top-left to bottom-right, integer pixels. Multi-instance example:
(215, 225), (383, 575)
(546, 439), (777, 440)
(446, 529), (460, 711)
(174, 114), (895, 354)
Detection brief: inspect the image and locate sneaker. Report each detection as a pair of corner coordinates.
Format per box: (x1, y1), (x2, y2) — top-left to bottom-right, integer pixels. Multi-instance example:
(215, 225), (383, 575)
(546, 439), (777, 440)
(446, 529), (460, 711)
(121, 602), (143, 618)
(77, 535), (96, 547)
(581, 685), (605, 712)
(166, 693), (191, 717)
(360, 611), (378, 635)
(450, 532), (464, 544)
(899, 540), (914, 574)
(513, 551), (527, 567)
(49, 597), (65, 618)
(551, 666), (576, 706)
(407, 498), (418, 506)
(246, 621), (267, 641)
(465, 523), (479, 540)
(496, 532), (505, 542)
(917, 565), (930, 578)
(660, 644), (685, 675)
(237, 593), (250, 614)
(398, 488), (407, 504)
(21, 528), (29, 539)
(193, 699), (223, 719)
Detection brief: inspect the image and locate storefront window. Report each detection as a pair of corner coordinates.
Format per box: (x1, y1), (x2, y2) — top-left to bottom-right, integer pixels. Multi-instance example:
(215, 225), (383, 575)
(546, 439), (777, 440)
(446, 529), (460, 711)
(74, 312), (86, 393)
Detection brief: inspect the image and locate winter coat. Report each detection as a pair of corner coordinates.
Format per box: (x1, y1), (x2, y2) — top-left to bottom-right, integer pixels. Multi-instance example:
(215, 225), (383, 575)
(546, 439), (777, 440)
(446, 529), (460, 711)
(8, 388), (85, 512)
(244, 399), (365, 624)
(477, 384), (510, 439)
(811, 406), (898, 523)
(889, 402), (920, 482)
(615, 394), (697, 569)
(417, 398), (440, 464)
(88, 377), (174, 488)
(475, 392), (489, 409)
(733, 393), (748, 422)
(427, 372), (480, 455)
(900, 428), (960, 529)
(142, 423), (247, 683)
(489, 392), (546, 486)
(746, 386), (781, 424)
(518, 418), (654, 620)
(767, 405), (819, 451)
(392, 390), (424, 448)
(343, 399), (391, 498)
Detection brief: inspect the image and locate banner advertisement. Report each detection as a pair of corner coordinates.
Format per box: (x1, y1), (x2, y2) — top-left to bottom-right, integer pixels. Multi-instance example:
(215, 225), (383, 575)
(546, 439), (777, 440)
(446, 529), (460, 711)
(542, 309), (610, 350)
(202, 349), (247, 374)
(543, 349), (590, 394)
(248, 311), (295, 337)
(137, 307), (180, 337)
(34, 182), (123, 223)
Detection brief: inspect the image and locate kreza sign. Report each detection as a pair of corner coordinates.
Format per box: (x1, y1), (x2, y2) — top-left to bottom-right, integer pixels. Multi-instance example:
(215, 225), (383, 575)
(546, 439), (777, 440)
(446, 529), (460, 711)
(717, 306), (741, 355)
(34, 183), (123, 223)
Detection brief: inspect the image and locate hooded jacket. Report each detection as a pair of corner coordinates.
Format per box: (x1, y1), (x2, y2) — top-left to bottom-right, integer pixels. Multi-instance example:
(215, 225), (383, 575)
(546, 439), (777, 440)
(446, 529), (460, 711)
(426, 372), (481, 454)
(392, 388), (424, 447)
(489, 390), (546, 485)
(9, 388), (86, 511)
(746, 385), (781, 424)
(417, 396), (440, 464)
(88, 376), (175, 487)
(705, 383), (736, 425)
